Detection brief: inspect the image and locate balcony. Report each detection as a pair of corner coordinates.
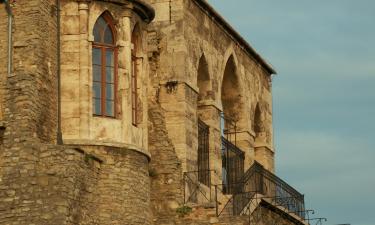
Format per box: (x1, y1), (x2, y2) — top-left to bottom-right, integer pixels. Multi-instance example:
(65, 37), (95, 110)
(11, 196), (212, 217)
(184, 119), (306, 223)
(217, 161), (305, 220)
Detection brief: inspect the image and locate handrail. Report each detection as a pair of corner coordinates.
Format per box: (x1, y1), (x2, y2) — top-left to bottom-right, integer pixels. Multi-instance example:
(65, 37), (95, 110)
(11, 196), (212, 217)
(215, 161), (306, 220)
(183, 170), (214, 204)
(243, 161), (304, 200)
(221, 136), (245, 157)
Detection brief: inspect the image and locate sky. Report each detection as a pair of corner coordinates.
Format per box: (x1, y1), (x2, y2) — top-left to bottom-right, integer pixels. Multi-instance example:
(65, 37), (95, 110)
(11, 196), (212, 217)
(207, 1), (375, 225)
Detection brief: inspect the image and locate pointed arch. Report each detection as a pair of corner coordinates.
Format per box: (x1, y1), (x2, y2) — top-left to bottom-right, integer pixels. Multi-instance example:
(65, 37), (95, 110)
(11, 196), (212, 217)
(253, 103), (263, 134)
(93, 11), (116, 44)
(196, 53), (212, 186)
(221, 55), (244, 125)
(197, 54), (211, 102)
(92, 11), (118, 117)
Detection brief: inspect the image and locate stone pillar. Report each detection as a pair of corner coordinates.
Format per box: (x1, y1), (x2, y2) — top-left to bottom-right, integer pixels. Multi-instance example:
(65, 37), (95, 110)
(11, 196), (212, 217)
(158, 82), (196, 173)
(197, 102), (222, 186)
(235, 131), (254, 171)
(79, 1), (90, 139)
(254, 132), (275, 172)
(119, 6), (133, 143)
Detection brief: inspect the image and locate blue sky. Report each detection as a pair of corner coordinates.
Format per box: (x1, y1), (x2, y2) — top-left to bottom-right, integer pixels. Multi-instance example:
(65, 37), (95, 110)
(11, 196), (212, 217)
(207, 1), (375, 225)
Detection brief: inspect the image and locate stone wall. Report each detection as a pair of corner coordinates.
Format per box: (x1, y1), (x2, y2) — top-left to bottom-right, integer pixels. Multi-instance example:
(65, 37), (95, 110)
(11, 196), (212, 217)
(77, 145), (152, 225)
(183, 0), (275, 172)
(0, 4), (8, 121)
(0, 1), (153, 225)
(0, 0), (58, 143)
(168, 203), (305, 225)
(146, 0), (275, 202)
(0, 136), (151, 225)
(0, 143), (100, 225)
(148, 101), (183, 224)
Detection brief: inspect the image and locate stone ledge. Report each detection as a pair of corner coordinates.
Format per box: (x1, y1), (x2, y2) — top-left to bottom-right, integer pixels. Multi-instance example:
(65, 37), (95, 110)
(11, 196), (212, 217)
(254, 142), (274, 153)
(63, 139), (151, 159)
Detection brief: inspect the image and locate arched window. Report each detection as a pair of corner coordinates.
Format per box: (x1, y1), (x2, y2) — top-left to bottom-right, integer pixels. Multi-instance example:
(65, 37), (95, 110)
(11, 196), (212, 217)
(131, 25), (141, 125)
(92, 12), (117, 117)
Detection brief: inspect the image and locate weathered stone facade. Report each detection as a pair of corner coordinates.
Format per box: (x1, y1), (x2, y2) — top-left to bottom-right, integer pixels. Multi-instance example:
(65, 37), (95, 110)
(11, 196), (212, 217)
(0, 0), (306, 225)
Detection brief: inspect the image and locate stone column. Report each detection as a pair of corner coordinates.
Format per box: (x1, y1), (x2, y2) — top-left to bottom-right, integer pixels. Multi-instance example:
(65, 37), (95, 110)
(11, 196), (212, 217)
(118, 6), (133, 143)
(197, 102), (222, 187)
(79, 1), (90, 139)
(254, 133), (275, 172)
(235, 130), (254, 171)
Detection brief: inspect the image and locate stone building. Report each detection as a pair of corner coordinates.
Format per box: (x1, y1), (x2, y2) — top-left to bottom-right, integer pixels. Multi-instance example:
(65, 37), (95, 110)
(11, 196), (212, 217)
(0, 0), (309, 224)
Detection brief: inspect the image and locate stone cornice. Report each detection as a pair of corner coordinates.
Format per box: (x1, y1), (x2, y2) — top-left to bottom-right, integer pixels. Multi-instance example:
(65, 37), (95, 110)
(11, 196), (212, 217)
(64, 139), (151, 160)
(84, 0), (155, 23)
(192, 0), (276, 75)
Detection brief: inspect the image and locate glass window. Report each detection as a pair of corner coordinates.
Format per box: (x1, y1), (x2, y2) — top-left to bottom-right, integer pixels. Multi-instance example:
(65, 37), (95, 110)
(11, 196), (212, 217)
(92, 12), (117, 117)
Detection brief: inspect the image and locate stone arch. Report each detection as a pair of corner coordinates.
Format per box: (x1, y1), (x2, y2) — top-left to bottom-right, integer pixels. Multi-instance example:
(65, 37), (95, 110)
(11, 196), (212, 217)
(221, 45), (239, 81)
(221, 55), (245, 130)
(197, 54), (212, 102)
(132, 23), (142, 53)
(90, 8), (118, 40)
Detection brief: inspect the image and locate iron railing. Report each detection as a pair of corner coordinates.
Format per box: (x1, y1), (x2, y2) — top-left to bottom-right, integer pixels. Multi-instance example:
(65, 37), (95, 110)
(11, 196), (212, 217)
(222, 136), (245, 194)
(183, 170), (214, 204)
(240, 161), (305, 219)
(217, 161), (305, 220)
(198, 119), (210, 186)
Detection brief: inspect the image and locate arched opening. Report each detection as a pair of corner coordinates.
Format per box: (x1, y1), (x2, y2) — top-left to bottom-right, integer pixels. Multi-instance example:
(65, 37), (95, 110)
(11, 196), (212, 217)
(131, 24), (142, 126)
(220, 55), (245, 194)
(197, 55), (210, 102)
(221, 55), (244, 137)
(253, 103), (263, 135)
(196, 54), (211, 186)
(92, 11), (117, 117)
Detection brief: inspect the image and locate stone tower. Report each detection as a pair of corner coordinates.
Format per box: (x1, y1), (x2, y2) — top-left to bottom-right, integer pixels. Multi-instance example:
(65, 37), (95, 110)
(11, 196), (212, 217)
(0, 1), (155, 224)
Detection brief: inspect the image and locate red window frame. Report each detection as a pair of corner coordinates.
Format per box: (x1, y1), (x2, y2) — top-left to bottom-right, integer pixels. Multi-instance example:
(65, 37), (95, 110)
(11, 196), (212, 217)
(92, 12), (118, 118)
(131, 54), (138, 125)
(131, 26), (140, 126)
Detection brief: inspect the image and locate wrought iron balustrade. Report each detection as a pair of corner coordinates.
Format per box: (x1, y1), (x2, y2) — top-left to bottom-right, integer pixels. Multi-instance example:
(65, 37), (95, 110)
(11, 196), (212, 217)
(239, 161), (306, 219)
(183, 170), (214, 204)
(221, 136), (245, 195)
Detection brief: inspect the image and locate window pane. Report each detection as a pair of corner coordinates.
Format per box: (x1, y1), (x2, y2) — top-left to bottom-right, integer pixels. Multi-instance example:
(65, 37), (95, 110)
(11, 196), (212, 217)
(104, 26), (114, 44)
(93, 65), (102, 82)
(105, 100), (114, 117)
(106, 84), (114, 100)
(93, 82), (101, 98)
(92, 48), (102, 65)
(106, 67), (114, 83)
(106, 50), (114, 67)
(93, 17), (106, 43)
(93, 98), (101, 115)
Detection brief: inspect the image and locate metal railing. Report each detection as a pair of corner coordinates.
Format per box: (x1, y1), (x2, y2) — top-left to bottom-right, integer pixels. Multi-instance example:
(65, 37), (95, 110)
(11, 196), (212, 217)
(222, 136), (245, 195)
(215, 161), (305, 220)
(183, 170), (214, 204)
(241, 161), (305, 219)
(243, 194), (312, 225)
(198, 119), (210, 186)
